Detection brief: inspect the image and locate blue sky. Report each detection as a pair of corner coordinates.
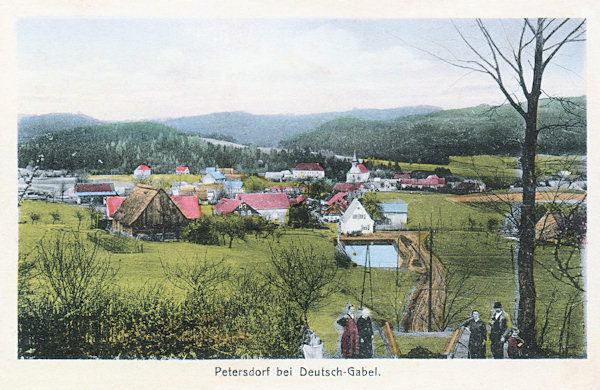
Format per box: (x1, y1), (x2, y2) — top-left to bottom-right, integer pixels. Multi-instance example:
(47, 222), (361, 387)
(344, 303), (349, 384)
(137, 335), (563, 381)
(17, 19), (585, 120)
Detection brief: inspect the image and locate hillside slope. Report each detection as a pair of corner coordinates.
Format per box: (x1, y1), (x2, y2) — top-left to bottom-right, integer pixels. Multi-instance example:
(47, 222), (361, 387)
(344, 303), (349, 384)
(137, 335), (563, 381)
(282, 97), (586, 163)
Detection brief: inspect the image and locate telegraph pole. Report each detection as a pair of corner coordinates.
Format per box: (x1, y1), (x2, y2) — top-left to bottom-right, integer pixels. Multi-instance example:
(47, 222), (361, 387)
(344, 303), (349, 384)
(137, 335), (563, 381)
(428, 227), (433, 332)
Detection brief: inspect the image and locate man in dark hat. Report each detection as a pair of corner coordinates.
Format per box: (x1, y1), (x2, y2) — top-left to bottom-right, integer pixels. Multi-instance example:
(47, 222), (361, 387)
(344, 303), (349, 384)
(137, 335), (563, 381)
(489, 301), (510, 359)
(461, 310), (487, 358)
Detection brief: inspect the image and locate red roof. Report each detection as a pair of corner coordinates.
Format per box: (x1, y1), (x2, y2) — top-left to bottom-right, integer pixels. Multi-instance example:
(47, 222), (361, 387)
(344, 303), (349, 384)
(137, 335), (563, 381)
(106, 196), (127, 218)
(214, 198), (241, 214)
(74, 183), (115, 194)
(394, 173), (411, 179)
(176, 166), (189, 173)
(357, 163), (368, 173)
(236, 193), (290, 210)
(171, 195), (201, 219)
(295, 163), (324, 172)
(289, 195), (307, 206)
(136, 164), (151, 171)
(333, 183), (362, 193)
(327, 192), (346, 204)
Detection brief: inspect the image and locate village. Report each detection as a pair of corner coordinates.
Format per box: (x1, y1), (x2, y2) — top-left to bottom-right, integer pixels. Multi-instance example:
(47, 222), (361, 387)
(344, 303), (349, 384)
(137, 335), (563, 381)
(17, 149), (586, 360)
(13, 17), (588, 370)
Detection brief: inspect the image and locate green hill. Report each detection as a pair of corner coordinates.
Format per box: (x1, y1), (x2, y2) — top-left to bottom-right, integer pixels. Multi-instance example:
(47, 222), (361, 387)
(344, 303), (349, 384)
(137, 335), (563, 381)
(282, 97), (586, 164)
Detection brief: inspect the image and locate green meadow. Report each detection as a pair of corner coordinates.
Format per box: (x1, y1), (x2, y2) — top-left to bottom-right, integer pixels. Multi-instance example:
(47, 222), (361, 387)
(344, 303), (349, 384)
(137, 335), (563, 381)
(18, 191), (584, 357)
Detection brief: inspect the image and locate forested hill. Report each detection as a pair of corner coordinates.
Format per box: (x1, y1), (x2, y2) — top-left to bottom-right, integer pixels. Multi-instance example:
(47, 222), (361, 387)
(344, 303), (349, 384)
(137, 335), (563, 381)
(158, 106), (441, 146)
(17, 121), (353, 179)
(18, 113), (104, 143)
(17, 122), (263, 174)
(281, 97), (586, 164)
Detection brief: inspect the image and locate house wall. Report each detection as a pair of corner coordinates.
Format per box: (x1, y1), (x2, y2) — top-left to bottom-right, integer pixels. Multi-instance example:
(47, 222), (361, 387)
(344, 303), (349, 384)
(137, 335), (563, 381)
(340, 208), (374, 234)
(293, 170), (325, 179)
(257, 208), (288, 225)
(134, 169), (151, 178)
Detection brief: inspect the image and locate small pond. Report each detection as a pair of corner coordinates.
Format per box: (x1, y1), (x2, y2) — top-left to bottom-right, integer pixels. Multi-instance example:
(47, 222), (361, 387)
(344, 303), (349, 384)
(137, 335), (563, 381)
(344, 244), (399, 268)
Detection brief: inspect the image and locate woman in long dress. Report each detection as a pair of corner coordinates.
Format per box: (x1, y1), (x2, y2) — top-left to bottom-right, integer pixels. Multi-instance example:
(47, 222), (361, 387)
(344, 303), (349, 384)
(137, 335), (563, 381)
(335, 302), (359, 358)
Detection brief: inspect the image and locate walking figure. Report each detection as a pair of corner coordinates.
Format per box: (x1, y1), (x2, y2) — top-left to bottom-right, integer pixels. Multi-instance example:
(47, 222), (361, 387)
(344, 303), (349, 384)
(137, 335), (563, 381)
(506, 328), (525, 359)
(461, 310), (487, 358)
(489, 301), (510, 359)
(335, 302), (359, 358)
(356, 307), (374, 358)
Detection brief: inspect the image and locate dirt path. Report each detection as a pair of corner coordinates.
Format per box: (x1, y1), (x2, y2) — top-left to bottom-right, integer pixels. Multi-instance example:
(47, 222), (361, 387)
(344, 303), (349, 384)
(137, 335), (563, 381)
(398, 231), (447, 332)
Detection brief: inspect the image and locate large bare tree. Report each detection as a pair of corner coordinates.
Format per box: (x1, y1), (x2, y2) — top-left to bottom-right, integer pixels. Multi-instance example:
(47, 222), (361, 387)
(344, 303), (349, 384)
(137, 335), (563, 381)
(442, 19), (585, 355)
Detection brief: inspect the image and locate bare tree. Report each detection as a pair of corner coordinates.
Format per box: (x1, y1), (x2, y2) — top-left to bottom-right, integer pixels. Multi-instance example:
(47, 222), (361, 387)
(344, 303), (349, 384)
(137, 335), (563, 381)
(442, 19), (585, 355)
(264, 243), (339, 326)
(33, 231), (118, 310)
(161, 253), (232, 303)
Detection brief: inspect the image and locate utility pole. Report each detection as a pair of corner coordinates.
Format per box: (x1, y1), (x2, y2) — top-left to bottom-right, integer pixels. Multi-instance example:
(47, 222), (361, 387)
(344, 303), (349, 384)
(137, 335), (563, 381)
(428, 227), (433, 332)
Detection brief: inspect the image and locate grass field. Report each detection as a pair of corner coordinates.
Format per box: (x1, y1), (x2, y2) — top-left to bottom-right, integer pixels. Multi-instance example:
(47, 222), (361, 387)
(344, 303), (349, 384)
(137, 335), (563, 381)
(367, 155), (518, 181)
(90, 174), (204, 189)
(19, 193), (584, 357)
(18, 200), (420, 356)
(375, 191), (585, 356)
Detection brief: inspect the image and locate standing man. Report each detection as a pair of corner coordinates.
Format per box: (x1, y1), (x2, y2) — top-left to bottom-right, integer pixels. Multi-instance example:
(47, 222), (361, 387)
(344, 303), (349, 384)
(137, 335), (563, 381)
(461, 310), (487, 358)
(356, 307), (374, 358)
(489, 301), (510, 359)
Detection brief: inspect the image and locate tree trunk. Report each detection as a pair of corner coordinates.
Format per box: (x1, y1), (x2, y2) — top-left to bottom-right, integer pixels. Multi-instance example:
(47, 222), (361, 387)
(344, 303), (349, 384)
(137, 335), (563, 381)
(517, 91), (541, 356)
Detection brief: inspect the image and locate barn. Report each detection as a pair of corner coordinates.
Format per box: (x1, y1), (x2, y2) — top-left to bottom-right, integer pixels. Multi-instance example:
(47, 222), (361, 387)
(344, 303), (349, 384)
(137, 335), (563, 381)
(111, 184), (191, 240)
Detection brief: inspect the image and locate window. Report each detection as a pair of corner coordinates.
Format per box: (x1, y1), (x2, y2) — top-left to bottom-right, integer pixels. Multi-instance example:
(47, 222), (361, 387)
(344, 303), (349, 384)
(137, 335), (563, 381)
(353, 214), (365, 219)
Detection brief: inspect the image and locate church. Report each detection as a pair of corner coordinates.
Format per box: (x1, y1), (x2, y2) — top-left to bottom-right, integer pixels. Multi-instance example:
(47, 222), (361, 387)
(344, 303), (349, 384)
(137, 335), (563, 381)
(346, 151), (370, 183)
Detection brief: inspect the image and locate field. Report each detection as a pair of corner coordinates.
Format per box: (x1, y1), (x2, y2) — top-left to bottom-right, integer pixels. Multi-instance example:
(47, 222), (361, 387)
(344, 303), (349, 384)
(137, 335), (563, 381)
(375, 191), (584, 356)
(367, 155), (518, 181)
(18, 190), (585, 357)
(18, 200), (419, 356)
(90, 174), (205, 189)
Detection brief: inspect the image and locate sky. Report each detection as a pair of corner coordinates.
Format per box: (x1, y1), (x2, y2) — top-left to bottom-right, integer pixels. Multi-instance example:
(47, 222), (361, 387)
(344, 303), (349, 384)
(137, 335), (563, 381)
(17, 18), (586, 121)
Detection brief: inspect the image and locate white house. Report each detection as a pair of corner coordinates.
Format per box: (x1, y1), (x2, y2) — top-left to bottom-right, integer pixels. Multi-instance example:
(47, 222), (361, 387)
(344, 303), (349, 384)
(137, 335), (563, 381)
(133, 164), (152, 178)
(292, 163), (325, 180)
(339, 198), (374, 234)
(265, 170), (293, 181)
(175, 166), (190, 174)
(346, 152), (370, 183)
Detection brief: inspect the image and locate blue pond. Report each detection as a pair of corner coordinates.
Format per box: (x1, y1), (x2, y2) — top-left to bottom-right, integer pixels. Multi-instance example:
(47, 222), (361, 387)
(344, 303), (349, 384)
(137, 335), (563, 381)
(345, 245), (399, 268)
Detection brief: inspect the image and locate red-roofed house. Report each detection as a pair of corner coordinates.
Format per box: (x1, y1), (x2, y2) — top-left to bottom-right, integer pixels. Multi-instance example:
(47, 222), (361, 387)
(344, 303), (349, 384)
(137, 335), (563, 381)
(106, 196), (127, 219)
(236, 193), (290, 224)
(214, 198), (260, 217)
(293, 163), (325, 180)
(133, 164), (152, 178)
(397, 175), (446, 190)
(74, 183), (117, 204)
(394, 173), (411, 179)
(334, 182), (363, 193)
(289, 195), (307, 206)
(327, 192), (348, 210)
(171, 195), (201, 219)
(346, 152), (370, 183)
(175, 166), (190, 174)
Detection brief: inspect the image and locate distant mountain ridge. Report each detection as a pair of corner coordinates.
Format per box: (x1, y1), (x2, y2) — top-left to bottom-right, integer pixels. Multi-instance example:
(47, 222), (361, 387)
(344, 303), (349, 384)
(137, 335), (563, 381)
(18, 106), (441, 146)
(18, 113), (104, 142)
(157, 106), (441, 146)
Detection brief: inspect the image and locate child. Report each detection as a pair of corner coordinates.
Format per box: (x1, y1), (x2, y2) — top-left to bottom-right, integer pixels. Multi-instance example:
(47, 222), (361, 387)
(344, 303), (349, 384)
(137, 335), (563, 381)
(507, 328), (525, 359)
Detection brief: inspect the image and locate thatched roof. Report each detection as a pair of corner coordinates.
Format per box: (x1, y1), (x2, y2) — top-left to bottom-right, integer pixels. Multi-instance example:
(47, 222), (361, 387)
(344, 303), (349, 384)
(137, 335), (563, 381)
(112, 184), (162, 226)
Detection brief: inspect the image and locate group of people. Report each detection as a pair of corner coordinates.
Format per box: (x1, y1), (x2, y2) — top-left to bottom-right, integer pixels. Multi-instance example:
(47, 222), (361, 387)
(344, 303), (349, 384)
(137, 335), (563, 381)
(461, 301), (525, 359)
(335, 302), (374, 358)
